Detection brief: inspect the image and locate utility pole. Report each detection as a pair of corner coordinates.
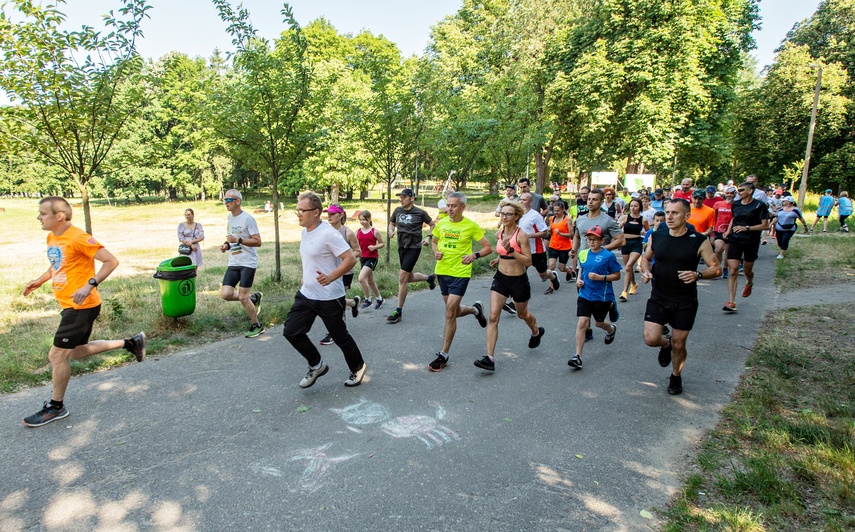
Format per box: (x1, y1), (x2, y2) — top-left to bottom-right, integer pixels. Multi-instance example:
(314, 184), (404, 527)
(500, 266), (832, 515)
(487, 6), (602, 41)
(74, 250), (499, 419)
(798, 64), (822, 210)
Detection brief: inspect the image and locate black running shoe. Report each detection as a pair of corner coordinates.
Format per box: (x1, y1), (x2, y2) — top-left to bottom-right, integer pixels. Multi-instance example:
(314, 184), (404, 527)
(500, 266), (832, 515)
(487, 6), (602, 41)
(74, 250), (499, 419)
(502, 301), (517, 315)
(604, 324), (616, 345)
(667, 374), (683, 395)
(552, 271), (560, 290)
(566, 270), (573, 282)
(352, 296), (360, 318)
(128, 331), (146, 361)
(427, 274), (436, 290)
(429, 353), (448, 372)
(386, 311), (402, 324)
(567, 355), (582, 369)
(474, 356), (495, 371)
(528, 326), (545, 349)
(473, 302), (487, 328)
(23, 402), (69, 427)
(319, 333), (334, 345)
(658, 335), (672, 367)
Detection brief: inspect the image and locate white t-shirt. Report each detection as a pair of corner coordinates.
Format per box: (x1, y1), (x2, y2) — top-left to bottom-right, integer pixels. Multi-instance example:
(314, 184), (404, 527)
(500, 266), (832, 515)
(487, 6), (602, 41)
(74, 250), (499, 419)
(226, 211), (260, 268)
(519, 209), (548, 254)
(299, 221), (352, 301)
(641, 207), (658, 225)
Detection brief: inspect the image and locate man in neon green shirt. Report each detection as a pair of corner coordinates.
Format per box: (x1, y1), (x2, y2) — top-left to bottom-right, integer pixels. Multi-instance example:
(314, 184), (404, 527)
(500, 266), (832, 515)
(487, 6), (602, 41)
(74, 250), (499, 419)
(428, 192), (493, 372)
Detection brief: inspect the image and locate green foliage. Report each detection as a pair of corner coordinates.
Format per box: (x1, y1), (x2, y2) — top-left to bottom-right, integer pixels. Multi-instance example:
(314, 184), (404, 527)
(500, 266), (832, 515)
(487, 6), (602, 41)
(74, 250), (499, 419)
(0, 0), (151, 234)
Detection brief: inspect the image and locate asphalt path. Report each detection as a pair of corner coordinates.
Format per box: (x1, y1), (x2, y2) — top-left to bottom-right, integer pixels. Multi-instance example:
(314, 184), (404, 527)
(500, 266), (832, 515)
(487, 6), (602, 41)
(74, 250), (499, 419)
(0, 244), (779, 531)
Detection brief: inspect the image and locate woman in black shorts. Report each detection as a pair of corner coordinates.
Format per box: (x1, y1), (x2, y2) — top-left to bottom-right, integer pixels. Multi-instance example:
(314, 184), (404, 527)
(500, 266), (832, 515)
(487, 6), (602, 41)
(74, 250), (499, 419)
(619, 198), (648, 301)
(474, 200), (546, 372)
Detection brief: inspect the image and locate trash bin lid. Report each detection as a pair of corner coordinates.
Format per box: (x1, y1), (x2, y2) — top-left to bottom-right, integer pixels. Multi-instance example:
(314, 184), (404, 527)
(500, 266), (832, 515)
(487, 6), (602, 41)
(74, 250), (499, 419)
(156, 256), (195, 270)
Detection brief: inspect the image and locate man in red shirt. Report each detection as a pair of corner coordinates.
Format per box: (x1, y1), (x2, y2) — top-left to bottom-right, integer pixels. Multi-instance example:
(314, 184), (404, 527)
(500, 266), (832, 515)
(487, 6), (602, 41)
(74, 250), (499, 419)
(672, 178), (694, 201)
(22, 196), (146, 427)
(702, 186), (719, 208)
(712, 186), (736, 278)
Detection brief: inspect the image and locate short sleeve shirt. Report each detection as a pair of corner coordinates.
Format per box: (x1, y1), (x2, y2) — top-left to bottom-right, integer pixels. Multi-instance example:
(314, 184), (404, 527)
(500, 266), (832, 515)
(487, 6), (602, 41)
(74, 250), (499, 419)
(432, 217), (485, 278)
(577, 248), (622, 302)
(687, 204), (716, 234)
(47, 226), (104, 309)
(299, 222), (352, 300)
(729, 199), (769, 244)
(226, 211), (260, 268)
(574, 213), (623, 252)
(519, 209), (547, 254)
(391, 206), (432, 249)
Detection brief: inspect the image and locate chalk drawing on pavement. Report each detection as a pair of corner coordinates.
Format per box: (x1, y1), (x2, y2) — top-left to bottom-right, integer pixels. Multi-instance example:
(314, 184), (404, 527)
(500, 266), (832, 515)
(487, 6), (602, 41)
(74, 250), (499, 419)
(289, 443), (359, 493)
(380, 414), (461, 449)
(329, 398), (391, 426)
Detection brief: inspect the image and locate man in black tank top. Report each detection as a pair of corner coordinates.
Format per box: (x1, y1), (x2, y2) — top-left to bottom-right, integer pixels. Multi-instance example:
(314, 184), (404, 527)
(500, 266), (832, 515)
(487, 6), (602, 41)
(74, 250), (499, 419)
(639, 198), (721, 395)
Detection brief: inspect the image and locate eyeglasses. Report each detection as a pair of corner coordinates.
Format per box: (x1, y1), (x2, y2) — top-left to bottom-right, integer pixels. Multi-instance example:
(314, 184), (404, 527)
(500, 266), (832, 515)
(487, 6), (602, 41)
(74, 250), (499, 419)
(295, 208), (318, 215)
(224, 198), (237, 203)
(499, 212), (516, 218)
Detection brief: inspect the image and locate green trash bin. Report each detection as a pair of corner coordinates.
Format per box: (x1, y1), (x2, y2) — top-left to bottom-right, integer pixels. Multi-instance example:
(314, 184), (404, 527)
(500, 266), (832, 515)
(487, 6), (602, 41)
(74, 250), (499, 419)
(153, 256), (197, 318)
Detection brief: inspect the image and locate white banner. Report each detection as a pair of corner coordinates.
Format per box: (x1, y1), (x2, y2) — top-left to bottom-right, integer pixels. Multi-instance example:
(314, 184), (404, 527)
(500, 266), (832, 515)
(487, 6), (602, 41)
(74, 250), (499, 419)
(591, 172), (619, 186)
(625, 174), (656, 192)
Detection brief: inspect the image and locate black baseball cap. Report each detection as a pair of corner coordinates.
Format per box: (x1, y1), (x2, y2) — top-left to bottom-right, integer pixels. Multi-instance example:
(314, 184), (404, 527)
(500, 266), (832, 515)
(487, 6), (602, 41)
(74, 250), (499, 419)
(396, 188), (415, 197)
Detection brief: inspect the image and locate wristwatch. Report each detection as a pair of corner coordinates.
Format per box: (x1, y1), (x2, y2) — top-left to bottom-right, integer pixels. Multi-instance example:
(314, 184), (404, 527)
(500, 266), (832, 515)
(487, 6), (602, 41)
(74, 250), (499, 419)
(88, 278), (98, 287)
(238, 237), (243, 245)
(696, 271), (703, 281)
(473, 252), (480, 259)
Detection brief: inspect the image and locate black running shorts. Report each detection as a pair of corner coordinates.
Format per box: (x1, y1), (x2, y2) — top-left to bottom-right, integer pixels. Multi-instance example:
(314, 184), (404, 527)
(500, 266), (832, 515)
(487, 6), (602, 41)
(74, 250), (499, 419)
(54, 305), (101, 349)
(398, 247), (422, 273)
(644, 296), (699, 331)
(531, 252), (548, 274)
(577, 298), (612, 323)
(726, 238), (760, 262)
(490, 270), (531, 303)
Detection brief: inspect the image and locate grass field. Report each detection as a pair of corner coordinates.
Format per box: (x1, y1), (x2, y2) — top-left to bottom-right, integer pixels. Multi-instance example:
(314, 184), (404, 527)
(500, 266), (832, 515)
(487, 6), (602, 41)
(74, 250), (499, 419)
(0, 194), (502, 393)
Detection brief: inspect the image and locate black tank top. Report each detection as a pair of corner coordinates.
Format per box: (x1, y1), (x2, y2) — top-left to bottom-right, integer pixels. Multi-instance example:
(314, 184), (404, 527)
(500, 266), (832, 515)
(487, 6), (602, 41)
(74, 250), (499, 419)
(651, 229), (705, 301)
(624, 215), (644, 236)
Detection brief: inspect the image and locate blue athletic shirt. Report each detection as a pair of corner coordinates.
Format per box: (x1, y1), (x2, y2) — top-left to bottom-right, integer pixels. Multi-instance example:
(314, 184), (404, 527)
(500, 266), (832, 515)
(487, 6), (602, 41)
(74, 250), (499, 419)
(577, 248), (622, 302)
(816, 195), (834, 217)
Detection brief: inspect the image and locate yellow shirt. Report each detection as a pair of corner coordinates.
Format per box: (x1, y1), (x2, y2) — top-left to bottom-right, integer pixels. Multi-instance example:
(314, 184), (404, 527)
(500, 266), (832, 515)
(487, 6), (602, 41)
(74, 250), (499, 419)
(432, 217), (485, 278)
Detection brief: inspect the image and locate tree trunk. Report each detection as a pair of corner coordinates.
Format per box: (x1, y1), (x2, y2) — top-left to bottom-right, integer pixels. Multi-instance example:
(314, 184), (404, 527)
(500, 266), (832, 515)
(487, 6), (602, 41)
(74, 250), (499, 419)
(75, 177), (93, 235)
(272, 170), (282, 283)
(330, 183), (340, 204)
(385, 177), (392, 264)
(535, 138), (555, 194)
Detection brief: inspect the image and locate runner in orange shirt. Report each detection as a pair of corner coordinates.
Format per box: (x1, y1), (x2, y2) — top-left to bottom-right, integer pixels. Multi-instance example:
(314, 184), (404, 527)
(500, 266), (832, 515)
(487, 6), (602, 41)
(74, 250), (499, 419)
(22, 197), (146, 427)
(687, 189), (716, 238)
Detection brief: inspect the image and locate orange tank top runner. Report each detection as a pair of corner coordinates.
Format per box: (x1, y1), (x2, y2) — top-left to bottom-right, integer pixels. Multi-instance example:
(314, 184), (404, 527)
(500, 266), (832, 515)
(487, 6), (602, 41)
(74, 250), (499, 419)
(496, 227), (523, 258)
(549, 215), (573, 251)
(47, 226), (104, 309)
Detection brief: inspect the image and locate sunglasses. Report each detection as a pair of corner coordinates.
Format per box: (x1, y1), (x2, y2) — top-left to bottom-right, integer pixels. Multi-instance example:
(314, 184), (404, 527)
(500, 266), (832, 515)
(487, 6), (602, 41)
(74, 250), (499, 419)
(224, 198), (237, 203)
(295, 208), (318, 215)
(737, 188), (746, 193)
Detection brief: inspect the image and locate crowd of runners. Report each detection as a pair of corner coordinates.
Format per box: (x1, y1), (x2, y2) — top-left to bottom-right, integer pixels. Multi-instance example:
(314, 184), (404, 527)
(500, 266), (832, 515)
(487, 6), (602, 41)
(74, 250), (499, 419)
(20, 179), (850, 426)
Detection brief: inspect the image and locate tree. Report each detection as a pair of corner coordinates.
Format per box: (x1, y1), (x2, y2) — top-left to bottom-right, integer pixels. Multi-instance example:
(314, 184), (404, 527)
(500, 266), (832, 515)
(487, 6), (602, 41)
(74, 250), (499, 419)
(210, 1), (321, 282)
(0, 0), (150, 234)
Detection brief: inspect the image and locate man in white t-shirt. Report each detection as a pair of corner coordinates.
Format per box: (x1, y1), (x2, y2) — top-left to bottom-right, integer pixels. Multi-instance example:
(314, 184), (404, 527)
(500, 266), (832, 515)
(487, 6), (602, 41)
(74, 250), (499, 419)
(283, 191), (367, 389)
(520, 192), (559, 288)
(219, 189), (263, 338)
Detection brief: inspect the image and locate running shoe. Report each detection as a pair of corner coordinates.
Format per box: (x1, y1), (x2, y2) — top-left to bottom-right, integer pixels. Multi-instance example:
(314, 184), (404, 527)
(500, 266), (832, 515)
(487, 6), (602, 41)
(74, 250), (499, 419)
(128, 331), (146, 362)
(361, 298), (373, 309)
(344, 363), (367, 387)
(776, 254), (783, 260)
(246, 323), (265, 338)
(251, 292), (263, 317)
(428, 353), (448, 372)
(502, 301), (517, 315)
(585, 328), (593, 342)
(352, 296), (360, 318)
(628, 283), (638, 296)
(667, 374), (683, 395)
(23, 402), (69, 427)
(604, 324), (617, 345)
(474, 356), (495, 371)
(299, 363), (329, 388)
(319, 334), (334, 345)
(742, 284), (753, 298)
(567, 355), (582, 369)
(473, 302), (487, 328)
(722, 269), (729, 279)
(386, 311), (402, 324)
(569, 270), (577, 281)
(565, 270), (573, 282)
(658, 334), (672, 367)
(723, 301), (737, 313)
(761, 239), (767, 245)
(528, 326), (545, 349)
(427, 274), (436, 290)
(544, 286), (555, 295)
(619, 291), (628, 302)
(552, 272), (561, 290)
(374, 297), (384, 310)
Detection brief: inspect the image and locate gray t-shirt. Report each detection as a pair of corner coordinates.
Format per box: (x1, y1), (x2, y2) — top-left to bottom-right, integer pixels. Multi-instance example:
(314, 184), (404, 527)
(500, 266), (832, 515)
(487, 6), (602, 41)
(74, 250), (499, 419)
(391, 206), (432, 249)
(226, 210), (260, 268)
(531, 192), (548, 214)
(574, 212), (623, 251)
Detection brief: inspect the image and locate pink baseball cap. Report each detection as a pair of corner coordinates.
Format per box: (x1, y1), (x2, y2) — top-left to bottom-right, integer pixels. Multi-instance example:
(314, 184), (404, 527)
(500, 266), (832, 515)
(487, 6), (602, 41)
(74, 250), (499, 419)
(324, 205), (345, 215)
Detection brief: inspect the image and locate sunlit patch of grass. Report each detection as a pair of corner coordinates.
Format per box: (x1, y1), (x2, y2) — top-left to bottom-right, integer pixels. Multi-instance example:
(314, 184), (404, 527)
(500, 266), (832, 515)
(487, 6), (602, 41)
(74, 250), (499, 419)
(775, 235), (855, 292)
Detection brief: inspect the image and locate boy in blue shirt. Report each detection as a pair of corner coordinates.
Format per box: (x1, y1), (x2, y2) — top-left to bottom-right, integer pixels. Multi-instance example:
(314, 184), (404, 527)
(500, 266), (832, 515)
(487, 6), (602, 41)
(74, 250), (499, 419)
(569, 226), (622, 369)
(810, 188), (835, 233)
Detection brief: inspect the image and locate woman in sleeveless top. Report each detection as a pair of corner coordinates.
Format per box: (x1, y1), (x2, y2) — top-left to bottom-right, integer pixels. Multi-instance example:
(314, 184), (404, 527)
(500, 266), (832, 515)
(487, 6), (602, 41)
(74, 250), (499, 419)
(618, 198), (648, 300)
(474, 199), (545, 372)
(356, 210), (385, 309)
(603, 187), (622, 220)
(177, 208), (205, 268)
(545, 200), (573, 295)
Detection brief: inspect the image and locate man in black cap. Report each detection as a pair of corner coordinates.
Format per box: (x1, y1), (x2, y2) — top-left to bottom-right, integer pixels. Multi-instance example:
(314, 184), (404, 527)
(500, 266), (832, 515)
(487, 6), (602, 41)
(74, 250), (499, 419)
(387, 188), (435, 324)
(651, 189), (665, 210)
